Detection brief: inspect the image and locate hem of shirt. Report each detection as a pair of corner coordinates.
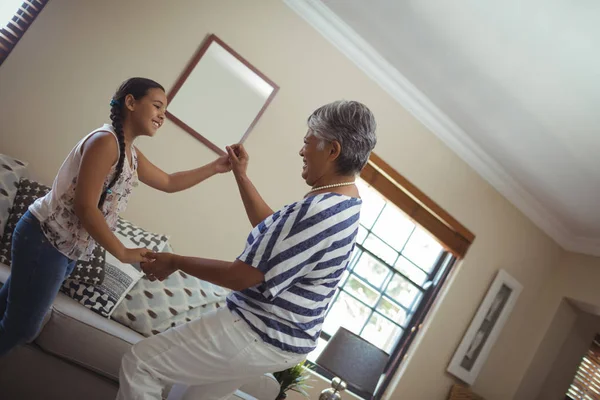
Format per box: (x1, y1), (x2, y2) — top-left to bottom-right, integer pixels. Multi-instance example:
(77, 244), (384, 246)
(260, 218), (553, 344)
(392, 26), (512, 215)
(27, 204), (81, 262)
(227, 301), (315, 355)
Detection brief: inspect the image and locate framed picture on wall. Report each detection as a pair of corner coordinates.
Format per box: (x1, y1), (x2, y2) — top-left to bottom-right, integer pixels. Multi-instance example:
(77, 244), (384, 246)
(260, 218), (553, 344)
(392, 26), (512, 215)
(447, 269), (523, 385)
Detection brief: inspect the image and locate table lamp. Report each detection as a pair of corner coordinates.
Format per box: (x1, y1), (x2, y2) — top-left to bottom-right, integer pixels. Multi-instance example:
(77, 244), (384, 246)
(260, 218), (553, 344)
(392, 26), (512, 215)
(316, 327), (389, 399)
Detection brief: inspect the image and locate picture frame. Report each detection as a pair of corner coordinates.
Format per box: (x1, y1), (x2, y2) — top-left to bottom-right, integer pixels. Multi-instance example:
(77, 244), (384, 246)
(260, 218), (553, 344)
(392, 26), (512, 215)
(447, 269), (523, 385)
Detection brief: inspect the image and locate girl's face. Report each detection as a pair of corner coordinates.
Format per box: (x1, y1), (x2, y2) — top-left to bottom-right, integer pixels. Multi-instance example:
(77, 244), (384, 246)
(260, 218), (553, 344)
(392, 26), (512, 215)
(125, 88), (167, 137)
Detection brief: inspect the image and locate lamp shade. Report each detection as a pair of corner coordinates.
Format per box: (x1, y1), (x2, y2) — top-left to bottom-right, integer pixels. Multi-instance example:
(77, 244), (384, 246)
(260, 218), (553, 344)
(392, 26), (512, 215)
(316, 328), (389, 396)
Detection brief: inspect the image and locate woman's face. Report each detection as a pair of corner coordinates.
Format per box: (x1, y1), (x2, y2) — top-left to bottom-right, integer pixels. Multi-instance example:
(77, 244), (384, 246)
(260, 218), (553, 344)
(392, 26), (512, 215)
(299, 131), (334, 186)
(126, 88), (167, 137)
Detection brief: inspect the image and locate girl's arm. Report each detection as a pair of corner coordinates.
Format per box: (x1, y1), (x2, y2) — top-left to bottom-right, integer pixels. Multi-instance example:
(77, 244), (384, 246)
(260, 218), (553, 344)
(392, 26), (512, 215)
(73, 132), (148, 263)
(136, 149), (231, 193)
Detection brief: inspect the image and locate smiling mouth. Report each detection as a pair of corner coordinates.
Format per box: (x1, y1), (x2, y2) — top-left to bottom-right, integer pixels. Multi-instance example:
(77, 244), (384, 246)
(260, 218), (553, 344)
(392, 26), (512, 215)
(152, 120), (162, 128)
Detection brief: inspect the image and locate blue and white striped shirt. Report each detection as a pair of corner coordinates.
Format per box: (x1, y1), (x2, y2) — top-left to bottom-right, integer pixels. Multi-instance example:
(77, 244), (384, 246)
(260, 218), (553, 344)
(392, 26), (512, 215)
(227, 193), (362, 354)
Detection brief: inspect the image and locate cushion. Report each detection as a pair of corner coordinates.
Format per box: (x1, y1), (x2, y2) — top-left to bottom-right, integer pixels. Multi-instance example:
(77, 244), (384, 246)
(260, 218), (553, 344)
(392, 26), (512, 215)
(111, 241), (229, 336)
(0, 154), (27, 239)
(34, 290), (144, 381)
(60, 218), (169, 318)
(0, 178), (50, 265)
(0, 178), (106, 285)
(70, 243), (106, 285)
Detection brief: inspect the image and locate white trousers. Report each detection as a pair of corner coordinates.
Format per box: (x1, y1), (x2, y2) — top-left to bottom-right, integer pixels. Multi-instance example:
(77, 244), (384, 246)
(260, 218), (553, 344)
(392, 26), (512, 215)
(116, 307), (305, 400)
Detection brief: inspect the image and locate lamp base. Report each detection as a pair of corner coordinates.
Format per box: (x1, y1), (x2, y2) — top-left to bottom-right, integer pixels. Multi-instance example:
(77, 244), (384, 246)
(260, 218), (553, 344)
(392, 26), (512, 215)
(319, 377), (347, 400)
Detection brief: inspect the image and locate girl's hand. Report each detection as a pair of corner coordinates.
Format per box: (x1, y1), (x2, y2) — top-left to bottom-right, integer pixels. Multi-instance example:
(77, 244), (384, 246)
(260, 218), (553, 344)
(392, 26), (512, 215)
(118, 247), (152, 264)
(226, 144), (249, 177)
(212, 154), (232, 174)
(141, 252), (177, 281)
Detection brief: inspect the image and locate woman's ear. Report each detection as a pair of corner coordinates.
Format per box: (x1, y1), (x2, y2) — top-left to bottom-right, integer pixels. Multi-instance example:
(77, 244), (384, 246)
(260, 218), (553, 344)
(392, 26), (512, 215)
(329, 141), (342, 161)
(125, 94), (135, 112)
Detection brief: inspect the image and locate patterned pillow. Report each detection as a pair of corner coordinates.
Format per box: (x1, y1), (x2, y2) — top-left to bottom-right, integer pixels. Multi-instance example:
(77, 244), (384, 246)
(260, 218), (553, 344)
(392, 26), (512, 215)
(0, 154), (28, 239)
(60, 219), (169, 318)
(0, 178), (106, 285)
(111, 243), (229, 337)
(0, 179), (50, 265)
(71, 244), (106, 285)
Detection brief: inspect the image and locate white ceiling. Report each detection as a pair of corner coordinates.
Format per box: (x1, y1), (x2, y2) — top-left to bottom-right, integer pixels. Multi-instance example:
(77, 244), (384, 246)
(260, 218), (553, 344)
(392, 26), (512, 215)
(286, 0), (600, 256)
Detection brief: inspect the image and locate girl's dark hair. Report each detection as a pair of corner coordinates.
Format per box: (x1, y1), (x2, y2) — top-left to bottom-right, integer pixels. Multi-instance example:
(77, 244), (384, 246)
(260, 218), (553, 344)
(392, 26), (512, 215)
(98, 77), (164, 208)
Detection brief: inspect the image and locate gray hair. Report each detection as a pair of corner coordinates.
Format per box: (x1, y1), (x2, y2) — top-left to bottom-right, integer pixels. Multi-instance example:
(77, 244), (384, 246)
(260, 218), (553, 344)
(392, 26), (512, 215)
(307, 100), (377, 175)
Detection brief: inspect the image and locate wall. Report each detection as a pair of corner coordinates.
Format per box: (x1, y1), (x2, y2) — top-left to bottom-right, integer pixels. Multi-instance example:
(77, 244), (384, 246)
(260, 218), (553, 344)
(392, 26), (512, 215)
(0, 1), (566, 399)
(513, 299), (579, 400)
(514, 253), (600, 400)
(536, 311), (600, 400)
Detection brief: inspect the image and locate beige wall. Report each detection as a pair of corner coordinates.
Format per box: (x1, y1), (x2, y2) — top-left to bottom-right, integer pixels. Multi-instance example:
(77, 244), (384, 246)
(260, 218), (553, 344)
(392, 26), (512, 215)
(0, 1), (571, 399)
(514, 253), (600, 400)
(536, 311), (599, 400)
(513, 299), (579, 400)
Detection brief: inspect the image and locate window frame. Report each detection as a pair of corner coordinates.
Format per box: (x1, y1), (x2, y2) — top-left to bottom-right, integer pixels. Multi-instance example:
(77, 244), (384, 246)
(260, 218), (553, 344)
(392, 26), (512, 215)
(307, 153), (473, 399)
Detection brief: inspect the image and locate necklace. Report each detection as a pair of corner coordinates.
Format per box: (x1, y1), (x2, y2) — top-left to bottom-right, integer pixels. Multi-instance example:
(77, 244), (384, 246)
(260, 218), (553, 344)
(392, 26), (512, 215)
(308, 181), (356, 193)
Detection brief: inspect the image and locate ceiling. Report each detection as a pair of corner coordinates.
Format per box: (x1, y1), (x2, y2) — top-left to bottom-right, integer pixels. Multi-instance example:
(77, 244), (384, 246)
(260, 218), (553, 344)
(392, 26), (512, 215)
(286, 0), (600, 256)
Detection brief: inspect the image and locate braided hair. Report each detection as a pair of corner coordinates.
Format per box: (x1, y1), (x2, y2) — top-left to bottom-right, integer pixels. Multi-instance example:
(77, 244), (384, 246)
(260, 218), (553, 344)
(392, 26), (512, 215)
(98, 77), (164, 208)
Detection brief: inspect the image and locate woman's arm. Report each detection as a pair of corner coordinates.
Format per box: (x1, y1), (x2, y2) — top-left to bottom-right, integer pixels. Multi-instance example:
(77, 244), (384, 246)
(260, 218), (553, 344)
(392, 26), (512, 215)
(74, 133), (148, 263)
(226, 144), (273, 227)
(142, 252), (264, 291)
(136, 149), (231, 193)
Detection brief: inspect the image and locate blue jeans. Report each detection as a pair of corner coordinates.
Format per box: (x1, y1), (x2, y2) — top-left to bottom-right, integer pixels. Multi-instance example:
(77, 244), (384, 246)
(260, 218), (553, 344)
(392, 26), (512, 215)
(0, 211), (75, 356)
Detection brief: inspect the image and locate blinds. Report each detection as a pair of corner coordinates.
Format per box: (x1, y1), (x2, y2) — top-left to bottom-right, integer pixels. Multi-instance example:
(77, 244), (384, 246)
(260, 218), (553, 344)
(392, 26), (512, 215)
(568, 337), (600, 400)
(0, 0), (48, 66)
(360, 153), (474, 258)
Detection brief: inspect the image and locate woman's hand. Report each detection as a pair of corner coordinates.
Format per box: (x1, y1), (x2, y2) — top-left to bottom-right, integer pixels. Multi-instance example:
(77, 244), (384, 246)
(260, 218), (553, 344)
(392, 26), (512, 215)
(119, 247), (152, 264)
(226, 144), (249, 177)
(141, 252), (177, 281)
(212, 154), (232, 174)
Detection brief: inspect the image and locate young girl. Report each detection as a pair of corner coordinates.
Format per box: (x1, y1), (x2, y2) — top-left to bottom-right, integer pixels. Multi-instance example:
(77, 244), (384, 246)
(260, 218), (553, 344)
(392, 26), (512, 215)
(0, 77), (231, 356)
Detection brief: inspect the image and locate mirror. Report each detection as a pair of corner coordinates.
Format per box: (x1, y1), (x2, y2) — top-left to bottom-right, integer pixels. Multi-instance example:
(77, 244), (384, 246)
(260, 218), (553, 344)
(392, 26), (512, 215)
(166, 34), (279, 155)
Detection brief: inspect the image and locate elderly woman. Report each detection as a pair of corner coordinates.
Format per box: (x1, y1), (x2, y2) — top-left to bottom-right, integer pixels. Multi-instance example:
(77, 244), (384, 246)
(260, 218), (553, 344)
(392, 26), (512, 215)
(116, 100), (377, 400)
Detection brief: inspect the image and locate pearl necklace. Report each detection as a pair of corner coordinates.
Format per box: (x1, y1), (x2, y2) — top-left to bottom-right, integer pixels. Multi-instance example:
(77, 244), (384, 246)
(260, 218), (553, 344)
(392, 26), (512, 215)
(308, 181), (356, 193)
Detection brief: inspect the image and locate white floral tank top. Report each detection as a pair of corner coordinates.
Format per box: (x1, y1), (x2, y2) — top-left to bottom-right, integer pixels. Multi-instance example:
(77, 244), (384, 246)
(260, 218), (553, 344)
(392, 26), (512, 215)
(29, 124), (138, 261)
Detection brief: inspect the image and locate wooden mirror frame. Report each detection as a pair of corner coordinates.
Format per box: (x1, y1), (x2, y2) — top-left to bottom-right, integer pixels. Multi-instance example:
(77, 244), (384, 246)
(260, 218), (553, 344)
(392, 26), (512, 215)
(166, 34), (279, 155)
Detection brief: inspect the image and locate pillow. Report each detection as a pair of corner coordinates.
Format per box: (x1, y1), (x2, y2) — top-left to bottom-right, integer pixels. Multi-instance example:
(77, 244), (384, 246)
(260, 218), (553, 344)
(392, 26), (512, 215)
(111, 242), (229, 337)
(70, 244), (106, 285)
(0, 178), (49, 265)
(0, 154), (28, 239)
(60, 218), (169, 318)
(0, 178), (106, 285)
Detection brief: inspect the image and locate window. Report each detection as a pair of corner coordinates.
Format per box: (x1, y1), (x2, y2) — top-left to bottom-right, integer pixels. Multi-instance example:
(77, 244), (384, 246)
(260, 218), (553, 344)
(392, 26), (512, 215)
(0, 0), (48, 66)
(567, 336), (600, 400)
(307, 154), (474, 399)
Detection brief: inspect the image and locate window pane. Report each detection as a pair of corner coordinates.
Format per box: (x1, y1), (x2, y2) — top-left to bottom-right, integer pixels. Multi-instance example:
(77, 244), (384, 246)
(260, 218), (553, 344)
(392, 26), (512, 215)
(356, 225), (368, 245)
(344, 275), (379, 307)
(363, 234), (398, 265)
(353, 252), (390, 289)
(322, 292), (370, 336)
(402, 228), (443, 272)
(361, 313), (404, 353)
(347, 247), (362, 272)
(339, 269), (350, 287)
(371, 204), (415, 251)
(377, 296), (408, 326)
(386, 274), (422, 310)
(357, 180), (385, 229)
(307, 337), (328, 363)
(0, 1), (23, 29)
(394, 256), (429, 286)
